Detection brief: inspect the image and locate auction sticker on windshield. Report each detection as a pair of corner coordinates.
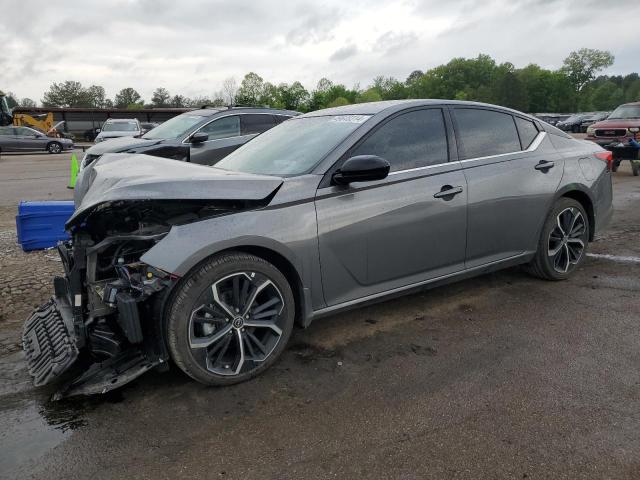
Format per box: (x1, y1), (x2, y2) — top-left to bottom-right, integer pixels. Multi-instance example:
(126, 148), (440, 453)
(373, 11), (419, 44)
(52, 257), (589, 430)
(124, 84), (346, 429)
(329, 115), (370, 123)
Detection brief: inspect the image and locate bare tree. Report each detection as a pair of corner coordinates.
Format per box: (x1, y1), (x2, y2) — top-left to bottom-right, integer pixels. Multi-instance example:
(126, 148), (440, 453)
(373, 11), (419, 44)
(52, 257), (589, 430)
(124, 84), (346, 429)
(221, 77), (238, 106)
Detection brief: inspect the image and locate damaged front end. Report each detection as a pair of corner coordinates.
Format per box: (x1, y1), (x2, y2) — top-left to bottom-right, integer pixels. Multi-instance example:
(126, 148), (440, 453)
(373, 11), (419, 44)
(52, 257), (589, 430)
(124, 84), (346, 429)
(22, 199), (246, 399)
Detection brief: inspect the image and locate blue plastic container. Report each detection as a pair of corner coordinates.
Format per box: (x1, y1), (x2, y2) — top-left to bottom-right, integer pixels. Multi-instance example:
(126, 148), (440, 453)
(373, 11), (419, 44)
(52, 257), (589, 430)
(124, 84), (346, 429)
(16, 201), (75, 251)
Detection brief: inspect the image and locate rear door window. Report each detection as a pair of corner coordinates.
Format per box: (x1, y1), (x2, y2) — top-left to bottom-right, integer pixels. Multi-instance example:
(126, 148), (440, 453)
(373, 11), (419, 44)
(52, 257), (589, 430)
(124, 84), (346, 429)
(241, 114), (276, 135)
(514, 117), (539, 149)
(199, 115), (241, 140)
(453, 108), (521, 159)
(350, 108), (449, 172)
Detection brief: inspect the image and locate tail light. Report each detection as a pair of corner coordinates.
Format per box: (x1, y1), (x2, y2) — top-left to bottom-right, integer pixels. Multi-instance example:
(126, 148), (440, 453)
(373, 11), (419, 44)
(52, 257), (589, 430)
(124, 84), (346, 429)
(594, 151), (613, 172)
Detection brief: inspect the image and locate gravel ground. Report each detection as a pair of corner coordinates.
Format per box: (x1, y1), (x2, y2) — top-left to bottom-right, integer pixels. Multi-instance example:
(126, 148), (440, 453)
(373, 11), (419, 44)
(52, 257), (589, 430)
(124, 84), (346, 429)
(0, 225), (64, 357)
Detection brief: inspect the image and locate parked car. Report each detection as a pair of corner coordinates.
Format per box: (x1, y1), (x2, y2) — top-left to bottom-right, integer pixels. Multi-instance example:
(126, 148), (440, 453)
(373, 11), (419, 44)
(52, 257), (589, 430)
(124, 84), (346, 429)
(78, 106), (300, 171)
(140, 122), (160, 135)
(23, 100), (613, 397)
(94, 118), (143, 143)
(579, 111), (610, 133)
(0, 125), (74, 153)
(556, 113), (592, 133)
(534, 114), (570, 126)
(83, 127), (102, 142)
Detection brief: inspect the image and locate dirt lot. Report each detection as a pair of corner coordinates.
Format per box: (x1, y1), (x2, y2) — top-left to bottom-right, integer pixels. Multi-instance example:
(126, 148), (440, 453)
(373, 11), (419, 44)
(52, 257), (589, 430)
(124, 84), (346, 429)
(0, 151), (639, 479)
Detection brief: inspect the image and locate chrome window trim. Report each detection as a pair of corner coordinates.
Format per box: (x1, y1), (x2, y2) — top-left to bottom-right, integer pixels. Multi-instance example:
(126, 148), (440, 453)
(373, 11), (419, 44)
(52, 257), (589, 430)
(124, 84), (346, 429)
(388, 131), (546, 175)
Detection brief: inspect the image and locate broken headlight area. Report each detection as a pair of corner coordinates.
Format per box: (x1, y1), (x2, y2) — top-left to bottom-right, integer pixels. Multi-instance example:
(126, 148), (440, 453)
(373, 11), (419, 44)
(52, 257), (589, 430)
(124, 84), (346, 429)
(23, 199), (246, 399)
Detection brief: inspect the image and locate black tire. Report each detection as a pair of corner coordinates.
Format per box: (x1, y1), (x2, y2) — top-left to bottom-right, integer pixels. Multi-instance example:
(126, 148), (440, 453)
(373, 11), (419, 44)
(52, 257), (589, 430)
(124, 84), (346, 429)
(526, 198), (589, 281)
(572, 125), (580, 133)
(47, 142), (62, 154)
(632, 161), (639, 177)
(166, 251), (295, 386)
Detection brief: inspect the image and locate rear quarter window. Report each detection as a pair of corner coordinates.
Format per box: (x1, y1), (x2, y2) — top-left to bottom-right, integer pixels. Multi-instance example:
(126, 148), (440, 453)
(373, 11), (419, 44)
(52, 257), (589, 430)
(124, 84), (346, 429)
(514, 117), (539, 149)
(453, 108), (521, 159)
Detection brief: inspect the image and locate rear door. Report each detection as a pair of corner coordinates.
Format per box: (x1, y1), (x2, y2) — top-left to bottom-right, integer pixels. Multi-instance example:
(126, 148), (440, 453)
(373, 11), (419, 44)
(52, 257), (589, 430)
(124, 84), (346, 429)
(241, 114), (277, 136)
(451, 107), (563, 267)
(315, 108), (468, 306)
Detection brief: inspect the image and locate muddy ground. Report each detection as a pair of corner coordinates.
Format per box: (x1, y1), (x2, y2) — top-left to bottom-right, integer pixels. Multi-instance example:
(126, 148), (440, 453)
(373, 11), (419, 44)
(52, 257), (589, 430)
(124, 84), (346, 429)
(0, 152), (639, 479)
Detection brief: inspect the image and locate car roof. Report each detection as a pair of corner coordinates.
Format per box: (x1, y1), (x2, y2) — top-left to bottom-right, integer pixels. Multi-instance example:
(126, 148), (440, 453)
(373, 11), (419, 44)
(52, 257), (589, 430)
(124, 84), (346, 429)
(302, 99), (534, 118)
(189, 107), (301, 117)
(105, 118), (139, 122)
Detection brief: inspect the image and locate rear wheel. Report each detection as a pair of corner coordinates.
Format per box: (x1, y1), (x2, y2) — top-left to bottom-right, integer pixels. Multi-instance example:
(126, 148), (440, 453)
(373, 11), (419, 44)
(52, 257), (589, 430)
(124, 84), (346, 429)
(166, 252), (295, 386)
(632, 160), (639, 177)
(526, 198), (589, 281)
(47, 142), (62, 154)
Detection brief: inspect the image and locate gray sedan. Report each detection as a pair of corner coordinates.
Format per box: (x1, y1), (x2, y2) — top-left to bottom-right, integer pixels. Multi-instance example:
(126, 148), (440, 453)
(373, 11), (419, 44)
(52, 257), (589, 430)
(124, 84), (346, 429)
(23, 99), (613, 397)
(0, 126), (74, 153)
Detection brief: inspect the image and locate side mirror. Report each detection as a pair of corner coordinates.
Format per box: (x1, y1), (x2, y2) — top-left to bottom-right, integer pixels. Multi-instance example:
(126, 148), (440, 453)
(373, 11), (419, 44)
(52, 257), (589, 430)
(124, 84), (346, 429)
(190, 132), (208, 144)
(96, 129), (101, 133)
(332, 155), (390, 185)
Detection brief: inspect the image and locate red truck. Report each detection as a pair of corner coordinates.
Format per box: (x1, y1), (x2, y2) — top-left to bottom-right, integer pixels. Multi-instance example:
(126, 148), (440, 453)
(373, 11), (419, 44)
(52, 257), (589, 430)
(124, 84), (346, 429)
(586, 101), (640, 174)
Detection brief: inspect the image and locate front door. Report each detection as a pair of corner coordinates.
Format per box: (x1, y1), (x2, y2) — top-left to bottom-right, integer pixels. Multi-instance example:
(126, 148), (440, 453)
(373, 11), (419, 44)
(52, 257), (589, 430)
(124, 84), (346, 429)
(190, 115), (249, 165)
(315, 108), (468, 307)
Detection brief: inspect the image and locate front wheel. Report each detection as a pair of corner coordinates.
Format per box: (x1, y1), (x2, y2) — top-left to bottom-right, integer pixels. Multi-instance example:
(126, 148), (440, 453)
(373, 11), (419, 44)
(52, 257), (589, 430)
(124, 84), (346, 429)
(526, 198), (589, 281)
(166, 252), (295, 386)
(47, 142), (62, 154)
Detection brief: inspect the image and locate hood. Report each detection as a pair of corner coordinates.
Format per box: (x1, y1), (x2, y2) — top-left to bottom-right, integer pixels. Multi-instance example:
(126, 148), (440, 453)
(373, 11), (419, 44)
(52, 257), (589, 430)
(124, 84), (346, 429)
(590, 119), (639, 129)
(68, 153), (283, 226)
(87, 136), (161, 155)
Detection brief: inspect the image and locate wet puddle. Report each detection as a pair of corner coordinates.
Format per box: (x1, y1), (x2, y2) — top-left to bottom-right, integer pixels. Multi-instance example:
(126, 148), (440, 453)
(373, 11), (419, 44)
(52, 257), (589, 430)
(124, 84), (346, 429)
(0, 351), (95, 476)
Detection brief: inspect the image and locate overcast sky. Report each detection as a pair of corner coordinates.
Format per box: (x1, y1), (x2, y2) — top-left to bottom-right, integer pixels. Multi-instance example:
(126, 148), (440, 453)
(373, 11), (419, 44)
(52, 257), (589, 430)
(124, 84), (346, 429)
(2, 0), (639, 102)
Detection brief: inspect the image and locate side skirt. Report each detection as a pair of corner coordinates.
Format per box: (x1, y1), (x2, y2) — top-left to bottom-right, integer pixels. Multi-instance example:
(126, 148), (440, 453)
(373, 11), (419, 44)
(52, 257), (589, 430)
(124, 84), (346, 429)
(308, 252), (534, 322)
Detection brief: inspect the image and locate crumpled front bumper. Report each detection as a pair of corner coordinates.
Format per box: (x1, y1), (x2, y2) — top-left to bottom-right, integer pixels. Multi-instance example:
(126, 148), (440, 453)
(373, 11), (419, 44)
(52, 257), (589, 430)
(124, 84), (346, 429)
(22, 240), (170, 399)
(22, 297), (78, 387)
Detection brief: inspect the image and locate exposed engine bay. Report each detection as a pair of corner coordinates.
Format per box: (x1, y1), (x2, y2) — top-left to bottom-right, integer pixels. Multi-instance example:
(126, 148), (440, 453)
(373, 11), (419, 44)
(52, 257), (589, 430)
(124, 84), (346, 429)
(22, 198), (266, 399)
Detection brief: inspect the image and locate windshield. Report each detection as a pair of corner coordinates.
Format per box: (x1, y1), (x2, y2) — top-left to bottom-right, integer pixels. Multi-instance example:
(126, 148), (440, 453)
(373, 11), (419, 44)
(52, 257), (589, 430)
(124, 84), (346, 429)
(608, 105), (640, 120)
(142, 114), (204, 139)
(216, 115), (371, 176)
(102, 121), (139, 132)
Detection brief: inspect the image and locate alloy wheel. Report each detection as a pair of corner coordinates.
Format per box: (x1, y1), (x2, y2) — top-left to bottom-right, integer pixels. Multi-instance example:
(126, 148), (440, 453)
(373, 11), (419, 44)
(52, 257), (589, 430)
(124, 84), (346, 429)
(547, 207), (586, 273)
(188, 272), (285, 376)
(49, 143), (61, 153)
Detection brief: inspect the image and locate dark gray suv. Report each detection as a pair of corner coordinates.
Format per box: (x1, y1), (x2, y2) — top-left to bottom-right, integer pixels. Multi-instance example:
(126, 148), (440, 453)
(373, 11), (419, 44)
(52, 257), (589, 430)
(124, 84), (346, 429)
(24, 100), (613, 398)
(80, 106), (300, 169)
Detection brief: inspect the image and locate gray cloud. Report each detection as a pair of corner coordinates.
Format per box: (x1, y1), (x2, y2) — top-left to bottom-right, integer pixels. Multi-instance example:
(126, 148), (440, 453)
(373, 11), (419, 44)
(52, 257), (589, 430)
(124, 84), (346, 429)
(374, 31), (419, 56)
(0, 0), (637, 102)
(329, 44), (358, 62)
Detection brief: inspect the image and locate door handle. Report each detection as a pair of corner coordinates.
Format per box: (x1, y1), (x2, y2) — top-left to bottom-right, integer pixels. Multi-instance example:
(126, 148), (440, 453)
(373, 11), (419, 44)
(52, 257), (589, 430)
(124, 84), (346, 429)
(433, 185), (464, 199)
(534, 160), (555, 171)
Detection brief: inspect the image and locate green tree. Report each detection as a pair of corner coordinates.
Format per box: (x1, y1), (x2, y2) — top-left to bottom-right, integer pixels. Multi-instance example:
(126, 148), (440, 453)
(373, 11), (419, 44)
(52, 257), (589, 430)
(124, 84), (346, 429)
(42, 81), (91, 107)
(236, 72), (265, 105)
(114, 88), (143, 108)
(170, 94), (188, 107)
(19, 98), (37, 108)
(86, 85), (106, 108)
(491, 65), (528, 111)
(356, 88), (382, 103)
(276, 81), (309, 111)
(326, 97), (350, 108)
(151, 88), (171, 107)
(561, 48), (614, 92)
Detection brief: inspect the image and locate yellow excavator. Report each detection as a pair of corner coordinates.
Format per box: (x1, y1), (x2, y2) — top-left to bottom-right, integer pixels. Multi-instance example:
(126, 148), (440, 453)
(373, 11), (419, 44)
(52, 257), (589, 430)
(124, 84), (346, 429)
(0, 91), (65, 136)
